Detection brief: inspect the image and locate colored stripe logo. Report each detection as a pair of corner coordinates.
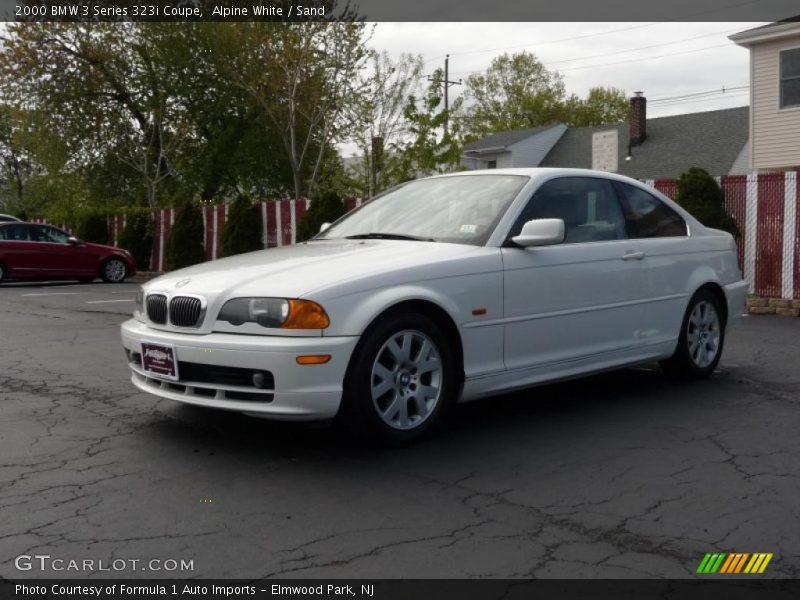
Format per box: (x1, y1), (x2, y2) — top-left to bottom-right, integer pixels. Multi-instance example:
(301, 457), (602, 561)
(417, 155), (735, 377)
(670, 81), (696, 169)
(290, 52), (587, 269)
(696, 553), (773, 574)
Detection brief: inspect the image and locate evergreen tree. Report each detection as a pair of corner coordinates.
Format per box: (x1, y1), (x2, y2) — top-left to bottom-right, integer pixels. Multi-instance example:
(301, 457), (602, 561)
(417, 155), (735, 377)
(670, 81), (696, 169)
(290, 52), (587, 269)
(118, 209), (154, 270)
(222, 194), (263, 256)
(166, 199), (205, 270)
(296, 191), (346, 242)
(675, 167), (739, 236)
(76, 211), (109, 244)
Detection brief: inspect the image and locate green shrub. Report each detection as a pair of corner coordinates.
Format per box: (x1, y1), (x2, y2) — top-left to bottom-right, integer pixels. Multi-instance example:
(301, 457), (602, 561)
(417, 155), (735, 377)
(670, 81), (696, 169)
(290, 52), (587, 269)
(76, 211), (109, 244)
(222, 194), (263, 257)
(166, 199), (205, 270)
(296, 190), (346, 242)
(118, 210), (154, 271)
(675, 167), (739, 236)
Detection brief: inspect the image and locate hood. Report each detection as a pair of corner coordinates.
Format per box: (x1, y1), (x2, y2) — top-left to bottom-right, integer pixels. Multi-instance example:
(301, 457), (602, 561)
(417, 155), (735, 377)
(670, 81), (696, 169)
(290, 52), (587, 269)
(144, 239), (486, 301)
(84, 241), (130, 255)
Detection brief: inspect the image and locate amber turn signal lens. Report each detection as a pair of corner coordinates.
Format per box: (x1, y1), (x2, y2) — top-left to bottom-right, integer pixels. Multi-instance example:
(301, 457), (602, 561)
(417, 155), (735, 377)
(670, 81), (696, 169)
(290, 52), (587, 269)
(282, 299), (330, 329)
(296, 354), (332, 365)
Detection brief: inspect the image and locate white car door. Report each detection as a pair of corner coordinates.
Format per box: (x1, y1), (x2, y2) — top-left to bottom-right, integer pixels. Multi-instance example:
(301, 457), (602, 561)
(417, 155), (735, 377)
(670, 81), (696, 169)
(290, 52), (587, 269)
(501, 176), (648, 372)
(612, 180), (692, 347)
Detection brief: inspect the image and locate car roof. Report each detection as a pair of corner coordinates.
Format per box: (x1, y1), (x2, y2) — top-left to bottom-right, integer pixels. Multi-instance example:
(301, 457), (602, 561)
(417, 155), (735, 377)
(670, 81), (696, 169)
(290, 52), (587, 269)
(430, 167), (652, 187)
(430, 167), (706, 237)
(0, 221), (49, 225)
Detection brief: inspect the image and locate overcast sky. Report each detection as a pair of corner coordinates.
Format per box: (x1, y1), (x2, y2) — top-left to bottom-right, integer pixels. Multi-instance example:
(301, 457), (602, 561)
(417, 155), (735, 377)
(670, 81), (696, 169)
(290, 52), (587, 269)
(344, 21), (763, 155)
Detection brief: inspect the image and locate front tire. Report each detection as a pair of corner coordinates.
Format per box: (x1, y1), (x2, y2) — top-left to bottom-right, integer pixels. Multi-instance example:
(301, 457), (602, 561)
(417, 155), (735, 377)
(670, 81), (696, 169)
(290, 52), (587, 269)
(101, 257), (128, 283)
(0, 262), (5, 284)
(338, 312), (458, 444)
(660, 289), (725, 379)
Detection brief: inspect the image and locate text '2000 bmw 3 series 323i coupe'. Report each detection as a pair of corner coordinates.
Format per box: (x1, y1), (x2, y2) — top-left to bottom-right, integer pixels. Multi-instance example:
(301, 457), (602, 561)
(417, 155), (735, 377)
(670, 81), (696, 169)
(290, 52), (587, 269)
(121, 168), (748, 443)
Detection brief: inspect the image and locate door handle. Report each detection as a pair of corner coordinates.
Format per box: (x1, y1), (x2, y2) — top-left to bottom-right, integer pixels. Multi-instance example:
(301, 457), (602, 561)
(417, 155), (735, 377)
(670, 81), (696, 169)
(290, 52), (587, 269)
(621, 251), (645, 261)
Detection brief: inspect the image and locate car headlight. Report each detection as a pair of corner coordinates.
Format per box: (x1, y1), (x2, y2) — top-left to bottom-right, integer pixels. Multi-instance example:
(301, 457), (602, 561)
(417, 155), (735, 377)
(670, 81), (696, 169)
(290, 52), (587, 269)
(217, 298), (330, 329)
(133, 288), (145, 321)
(135, 288), (144, 311)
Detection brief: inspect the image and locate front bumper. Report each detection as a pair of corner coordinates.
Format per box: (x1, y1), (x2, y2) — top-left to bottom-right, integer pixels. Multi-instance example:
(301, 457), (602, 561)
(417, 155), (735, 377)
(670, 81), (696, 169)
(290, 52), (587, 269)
(120, 319), (359, 420)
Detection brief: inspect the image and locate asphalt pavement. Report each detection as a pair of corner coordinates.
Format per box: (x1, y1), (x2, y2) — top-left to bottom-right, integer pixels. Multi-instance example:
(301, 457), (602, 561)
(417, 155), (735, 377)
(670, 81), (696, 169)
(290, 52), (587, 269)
(1, 280), (798, 579)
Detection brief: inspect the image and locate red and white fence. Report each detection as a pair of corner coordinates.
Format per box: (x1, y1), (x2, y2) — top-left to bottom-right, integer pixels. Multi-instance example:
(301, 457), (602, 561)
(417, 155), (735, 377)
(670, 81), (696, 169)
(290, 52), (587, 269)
(643, 172), (799, 300)
(101, 197), (364, 273)
(34, 173), (800, 299)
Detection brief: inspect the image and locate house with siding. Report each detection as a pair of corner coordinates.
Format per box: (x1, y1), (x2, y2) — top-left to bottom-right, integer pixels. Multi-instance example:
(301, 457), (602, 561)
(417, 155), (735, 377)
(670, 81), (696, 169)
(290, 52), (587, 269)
(461, 94), (750, 179)
(461, 124), (567, 170)
(730, 18), (800, 172)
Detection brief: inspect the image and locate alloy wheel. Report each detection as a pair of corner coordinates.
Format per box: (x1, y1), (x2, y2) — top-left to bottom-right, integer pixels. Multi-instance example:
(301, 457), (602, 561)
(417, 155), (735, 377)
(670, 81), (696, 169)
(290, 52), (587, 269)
(686, 300), (721, 369)
(370, 329), (443, 431)
(104, 259), (126, 282)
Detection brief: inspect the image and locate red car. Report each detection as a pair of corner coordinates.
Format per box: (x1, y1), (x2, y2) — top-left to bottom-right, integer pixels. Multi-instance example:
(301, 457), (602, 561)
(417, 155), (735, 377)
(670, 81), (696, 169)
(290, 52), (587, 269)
(0, 222), (136, 284)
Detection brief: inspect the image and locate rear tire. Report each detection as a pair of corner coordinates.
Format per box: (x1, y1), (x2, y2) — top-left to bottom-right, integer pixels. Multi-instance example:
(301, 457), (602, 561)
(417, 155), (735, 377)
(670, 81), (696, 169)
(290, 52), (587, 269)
(101, 257), (127, 283)
(660, 289), (725, 379)
(0, 262), (5, 284)
(338, 311), (458, 445)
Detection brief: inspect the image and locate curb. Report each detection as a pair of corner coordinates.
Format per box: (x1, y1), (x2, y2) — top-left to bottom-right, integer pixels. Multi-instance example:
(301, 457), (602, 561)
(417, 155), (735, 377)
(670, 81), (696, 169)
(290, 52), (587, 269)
(747, 297), (800, 316)
(129, 272), (162, 283)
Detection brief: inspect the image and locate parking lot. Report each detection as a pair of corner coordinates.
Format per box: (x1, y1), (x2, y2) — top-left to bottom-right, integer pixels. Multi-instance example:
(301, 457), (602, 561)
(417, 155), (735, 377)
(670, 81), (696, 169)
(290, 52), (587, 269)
(1, 280), (799, 579)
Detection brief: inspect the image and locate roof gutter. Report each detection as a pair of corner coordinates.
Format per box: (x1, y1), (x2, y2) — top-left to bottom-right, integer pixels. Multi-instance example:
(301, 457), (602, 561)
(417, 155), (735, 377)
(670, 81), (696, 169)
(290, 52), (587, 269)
(463, 146), (507, 155)
(729, 23), (800, 46)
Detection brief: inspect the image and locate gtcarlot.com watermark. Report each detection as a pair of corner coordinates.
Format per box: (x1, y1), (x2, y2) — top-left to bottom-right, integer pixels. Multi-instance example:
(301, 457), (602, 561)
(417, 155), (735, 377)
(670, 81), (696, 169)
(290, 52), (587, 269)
(14, 554), (194, 573)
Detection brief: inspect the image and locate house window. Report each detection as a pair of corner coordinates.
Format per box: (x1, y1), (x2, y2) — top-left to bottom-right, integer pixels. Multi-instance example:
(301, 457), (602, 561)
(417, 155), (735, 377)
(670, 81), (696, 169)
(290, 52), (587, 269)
(487, 160), (497, 169)
(780, 48), (800, 109)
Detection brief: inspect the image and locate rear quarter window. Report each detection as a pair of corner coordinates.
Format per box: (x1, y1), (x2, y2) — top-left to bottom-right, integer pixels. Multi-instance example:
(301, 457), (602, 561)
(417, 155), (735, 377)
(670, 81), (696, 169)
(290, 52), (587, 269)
(613, 182), (687, 238)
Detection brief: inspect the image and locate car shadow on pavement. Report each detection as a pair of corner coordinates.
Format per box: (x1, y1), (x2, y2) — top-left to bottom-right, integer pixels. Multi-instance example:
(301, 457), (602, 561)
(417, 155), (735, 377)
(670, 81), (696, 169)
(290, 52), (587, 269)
(144, 364), (716, 460)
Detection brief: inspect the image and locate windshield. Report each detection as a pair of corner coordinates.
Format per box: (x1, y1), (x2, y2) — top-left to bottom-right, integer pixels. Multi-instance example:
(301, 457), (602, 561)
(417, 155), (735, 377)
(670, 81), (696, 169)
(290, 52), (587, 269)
(317, 174), (529, 246)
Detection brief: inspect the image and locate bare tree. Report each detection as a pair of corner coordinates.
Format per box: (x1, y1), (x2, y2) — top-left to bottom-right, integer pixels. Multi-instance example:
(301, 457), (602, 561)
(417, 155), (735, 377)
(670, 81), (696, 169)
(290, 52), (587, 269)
(350, 51), (424, 195)
(118, 100), (177, 208)
(228, 22), (370, 199)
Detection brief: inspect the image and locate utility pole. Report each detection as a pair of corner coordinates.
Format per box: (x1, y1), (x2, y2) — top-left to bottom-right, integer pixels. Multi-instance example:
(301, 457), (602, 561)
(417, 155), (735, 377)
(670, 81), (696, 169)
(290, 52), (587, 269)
(370, 136), (383, 197)
(428, 54), (462, 139)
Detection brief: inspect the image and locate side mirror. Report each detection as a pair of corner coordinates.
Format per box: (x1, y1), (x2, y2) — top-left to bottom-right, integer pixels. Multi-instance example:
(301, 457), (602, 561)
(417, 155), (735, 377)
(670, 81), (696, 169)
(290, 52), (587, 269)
(67, 236), (80, 245)
(319, 222), (331, 233)
(511, 218), (565, 247)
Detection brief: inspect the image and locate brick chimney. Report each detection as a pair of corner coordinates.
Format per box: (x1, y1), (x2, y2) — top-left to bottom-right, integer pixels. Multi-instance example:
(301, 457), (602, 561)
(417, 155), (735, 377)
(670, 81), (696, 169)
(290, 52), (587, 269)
(630, 91), (646, 146)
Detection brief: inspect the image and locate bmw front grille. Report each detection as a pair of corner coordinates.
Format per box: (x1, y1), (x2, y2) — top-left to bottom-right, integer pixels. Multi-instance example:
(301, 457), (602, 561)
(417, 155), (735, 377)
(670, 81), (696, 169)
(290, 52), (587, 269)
(169, 296), (203, 328)
(145, 294), (204, 328)
(146, 294), (168, 324)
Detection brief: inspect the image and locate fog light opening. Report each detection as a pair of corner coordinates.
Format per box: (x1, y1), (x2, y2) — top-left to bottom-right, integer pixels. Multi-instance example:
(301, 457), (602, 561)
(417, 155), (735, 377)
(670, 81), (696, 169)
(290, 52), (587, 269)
(252, 371), (270, 388)
(296, 354), (331, 365)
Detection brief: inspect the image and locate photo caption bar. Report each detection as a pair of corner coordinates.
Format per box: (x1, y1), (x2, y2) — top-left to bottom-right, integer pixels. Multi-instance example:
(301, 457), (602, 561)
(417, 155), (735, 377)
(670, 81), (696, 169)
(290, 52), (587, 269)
(0, 0), (799, 22)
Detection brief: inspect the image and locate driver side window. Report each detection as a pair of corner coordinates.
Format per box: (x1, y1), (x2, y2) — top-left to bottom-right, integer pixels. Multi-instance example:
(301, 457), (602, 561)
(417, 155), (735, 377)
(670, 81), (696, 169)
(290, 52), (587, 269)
(31, 225), (69, 244)
(509, 177), (628, 244)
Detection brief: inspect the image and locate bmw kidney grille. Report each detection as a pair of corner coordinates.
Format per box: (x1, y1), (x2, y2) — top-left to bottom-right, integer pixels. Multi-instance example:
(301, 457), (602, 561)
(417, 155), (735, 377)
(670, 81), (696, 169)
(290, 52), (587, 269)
(146, 294), (203, 327)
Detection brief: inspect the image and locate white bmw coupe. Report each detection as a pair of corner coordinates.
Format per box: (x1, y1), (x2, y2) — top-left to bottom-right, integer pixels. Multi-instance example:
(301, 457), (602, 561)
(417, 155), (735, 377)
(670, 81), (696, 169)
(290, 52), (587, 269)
(122, 169), (748, 442)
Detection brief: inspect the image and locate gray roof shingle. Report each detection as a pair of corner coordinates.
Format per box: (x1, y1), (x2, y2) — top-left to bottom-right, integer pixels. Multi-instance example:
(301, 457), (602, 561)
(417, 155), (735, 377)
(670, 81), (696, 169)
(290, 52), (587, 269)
(539, 106), (749, 179)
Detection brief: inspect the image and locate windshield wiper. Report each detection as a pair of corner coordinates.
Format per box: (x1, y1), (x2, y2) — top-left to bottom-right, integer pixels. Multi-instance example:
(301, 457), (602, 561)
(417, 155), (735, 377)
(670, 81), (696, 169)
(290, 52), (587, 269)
(344, 232), (435, 242)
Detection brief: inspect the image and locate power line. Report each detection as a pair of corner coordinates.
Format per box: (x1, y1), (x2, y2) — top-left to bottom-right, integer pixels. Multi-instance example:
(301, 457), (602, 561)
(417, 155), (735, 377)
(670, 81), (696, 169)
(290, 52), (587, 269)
(445, 23), (662, 58)
(649, 85), (749, 103)
(447, 26), (743, 75)
(649, 85), (750, 105)
(557, 42), (733, 72)
(649, 92), (749, 110)
(433, 0), (765, 61)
